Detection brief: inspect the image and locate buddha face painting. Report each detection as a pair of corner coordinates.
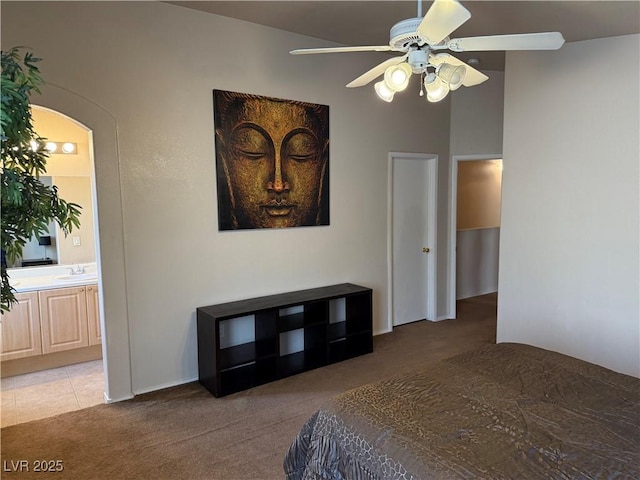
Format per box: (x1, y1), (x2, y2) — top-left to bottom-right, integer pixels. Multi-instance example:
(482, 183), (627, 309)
(214, 90), (329, 230)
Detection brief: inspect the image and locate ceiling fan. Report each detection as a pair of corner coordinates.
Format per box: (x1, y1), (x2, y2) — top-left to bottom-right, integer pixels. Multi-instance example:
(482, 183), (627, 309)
(290, 0), (565, 102)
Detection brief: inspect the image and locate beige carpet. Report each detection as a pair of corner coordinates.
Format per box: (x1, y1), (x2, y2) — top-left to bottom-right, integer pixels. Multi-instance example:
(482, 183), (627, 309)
(0, 294), (497, 479)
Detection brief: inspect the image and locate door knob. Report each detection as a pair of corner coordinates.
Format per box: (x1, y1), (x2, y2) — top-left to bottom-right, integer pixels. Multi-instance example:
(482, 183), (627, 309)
(422, 247), (430, 253)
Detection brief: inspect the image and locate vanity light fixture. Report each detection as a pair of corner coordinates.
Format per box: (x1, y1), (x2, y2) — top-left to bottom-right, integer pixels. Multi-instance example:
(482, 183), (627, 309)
(27, 140), (78, 154)
(45, 141), (77, 154)
(61, 142), (76, 154)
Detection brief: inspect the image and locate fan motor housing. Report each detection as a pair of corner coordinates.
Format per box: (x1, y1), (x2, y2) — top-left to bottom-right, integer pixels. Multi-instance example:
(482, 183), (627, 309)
(408, 49), (429, 73)
(389, 17), (425, 50)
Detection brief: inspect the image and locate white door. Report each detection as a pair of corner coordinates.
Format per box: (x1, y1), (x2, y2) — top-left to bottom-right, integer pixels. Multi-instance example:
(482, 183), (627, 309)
(389, 153), (437, 327)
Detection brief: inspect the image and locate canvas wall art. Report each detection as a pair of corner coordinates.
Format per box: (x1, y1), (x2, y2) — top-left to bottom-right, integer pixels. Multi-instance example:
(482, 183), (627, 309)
(213, 90), (330, 230)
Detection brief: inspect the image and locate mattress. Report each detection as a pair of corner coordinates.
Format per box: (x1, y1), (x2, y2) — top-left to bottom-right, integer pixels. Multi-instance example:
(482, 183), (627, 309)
(284, 343), (640, 479)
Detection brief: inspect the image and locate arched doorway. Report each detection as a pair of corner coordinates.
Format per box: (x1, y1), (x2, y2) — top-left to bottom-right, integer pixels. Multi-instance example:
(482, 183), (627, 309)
(30, 84), (133, 405)
(1, 106), (114, 426)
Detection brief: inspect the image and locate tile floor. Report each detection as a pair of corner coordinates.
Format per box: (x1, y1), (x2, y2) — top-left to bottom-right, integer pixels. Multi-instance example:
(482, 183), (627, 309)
(1, 360), (105, 428)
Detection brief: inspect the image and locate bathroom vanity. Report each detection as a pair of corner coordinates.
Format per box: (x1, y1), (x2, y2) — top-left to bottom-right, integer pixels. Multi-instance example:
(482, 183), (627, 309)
(1, 264), (102, 376)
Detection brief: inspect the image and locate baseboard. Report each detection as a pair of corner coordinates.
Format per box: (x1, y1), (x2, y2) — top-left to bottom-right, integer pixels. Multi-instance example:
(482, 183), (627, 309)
(374, 327), (392, 336)
(456, 288), (498, 301)
(133, 375), (199, 396)
(103, 391), (134, 404)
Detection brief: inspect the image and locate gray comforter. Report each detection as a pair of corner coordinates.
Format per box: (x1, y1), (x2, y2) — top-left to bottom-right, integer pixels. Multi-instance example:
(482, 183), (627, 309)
(284, 343), (640, 479)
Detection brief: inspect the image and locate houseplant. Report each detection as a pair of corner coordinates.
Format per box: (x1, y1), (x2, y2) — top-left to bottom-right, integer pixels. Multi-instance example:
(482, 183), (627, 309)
(1, 47), (82, 312)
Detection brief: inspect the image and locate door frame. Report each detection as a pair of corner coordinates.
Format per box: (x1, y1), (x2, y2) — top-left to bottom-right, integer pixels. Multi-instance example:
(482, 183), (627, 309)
(387, 152), (438, 331)
(447, 154), (502, 318)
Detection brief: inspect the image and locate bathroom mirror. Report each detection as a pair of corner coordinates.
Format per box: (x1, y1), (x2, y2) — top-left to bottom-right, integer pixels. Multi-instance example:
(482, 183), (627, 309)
(9, 176), (96, 269)
(9, 107), (97, 268)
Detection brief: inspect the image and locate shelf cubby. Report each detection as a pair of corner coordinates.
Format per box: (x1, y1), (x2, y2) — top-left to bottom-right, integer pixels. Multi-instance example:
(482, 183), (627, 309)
(346, 331), (373, 359)
(328, 322), (346, 342)
(278, 351), (306, 377)
(329, 338), (347, 363)
(218, 358), (278, 396)
(278, 311), (305, 332)
(346, 294), (373, 335)
(219, 342), (257, 371)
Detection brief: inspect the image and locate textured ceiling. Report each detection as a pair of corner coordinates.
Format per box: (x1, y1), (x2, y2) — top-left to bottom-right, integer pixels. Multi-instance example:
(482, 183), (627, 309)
(166, 1), (640, 71)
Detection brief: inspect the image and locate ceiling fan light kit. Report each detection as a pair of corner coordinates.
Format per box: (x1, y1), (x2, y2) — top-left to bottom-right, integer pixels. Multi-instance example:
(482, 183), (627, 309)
(374, 81), (395, 102)
(436, 63), (466, 90)
(290, 0), (565, 104)
(383, 62), (413, 92)
(424, 73), (450, 103)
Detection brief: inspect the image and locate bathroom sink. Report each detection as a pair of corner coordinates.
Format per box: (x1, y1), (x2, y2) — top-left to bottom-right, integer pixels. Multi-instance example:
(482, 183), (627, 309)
(55, 273), (98, 282)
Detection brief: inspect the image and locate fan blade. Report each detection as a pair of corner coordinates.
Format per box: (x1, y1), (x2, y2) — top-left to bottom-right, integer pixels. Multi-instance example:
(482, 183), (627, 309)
(346, 55), (409, 88)
(417, 0), (471, 46)
(429, 53), (489, 87)
(290, 46), (393, 55)
(448, 32), (565, 52)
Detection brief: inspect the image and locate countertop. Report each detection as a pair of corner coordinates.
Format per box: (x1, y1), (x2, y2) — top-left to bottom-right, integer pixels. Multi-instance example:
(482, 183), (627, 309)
(8, 264), (99, 293)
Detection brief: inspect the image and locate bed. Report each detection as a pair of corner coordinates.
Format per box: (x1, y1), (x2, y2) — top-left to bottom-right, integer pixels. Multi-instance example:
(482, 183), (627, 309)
(284, 343), (640, 479)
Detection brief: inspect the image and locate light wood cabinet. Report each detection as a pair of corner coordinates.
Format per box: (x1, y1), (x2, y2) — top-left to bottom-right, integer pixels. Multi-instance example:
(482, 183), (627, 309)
(86, 284), (101, 346)
(1, 283), (100, 360)
(39, 286), (89, 354)
(0, 292), (43, 361)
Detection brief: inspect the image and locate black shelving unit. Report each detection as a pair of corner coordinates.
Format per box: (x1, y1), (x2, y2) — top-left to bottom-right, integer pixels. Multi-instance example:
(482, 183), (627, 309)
(197, 283), (373, 397)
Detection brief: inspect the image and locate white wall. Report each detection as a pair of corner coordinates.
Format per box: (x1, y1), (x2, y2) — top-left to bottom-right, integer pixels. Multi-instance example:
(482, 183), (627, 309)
(456, 228), (500, 299)
(450, 71), (504, 157)
(1, 1), (451, 396)
(498, 35), (640, 377)
(54, 176), (96, 264)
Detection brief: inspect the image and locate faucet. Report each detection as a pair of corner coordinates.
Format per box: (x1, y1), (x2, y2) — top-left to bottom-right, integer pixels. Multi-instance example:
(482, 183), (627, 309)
(69, 265), (87, 275)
